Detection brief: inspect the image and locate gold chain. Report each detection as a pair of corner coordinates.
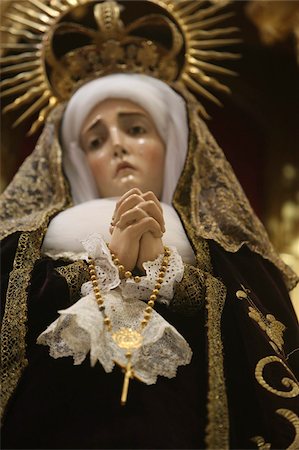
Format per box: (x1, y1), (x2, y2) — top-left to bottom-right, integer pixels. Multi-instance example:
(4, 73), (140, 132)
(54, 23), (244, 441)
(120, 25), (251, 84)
(87, 245), (171, 405)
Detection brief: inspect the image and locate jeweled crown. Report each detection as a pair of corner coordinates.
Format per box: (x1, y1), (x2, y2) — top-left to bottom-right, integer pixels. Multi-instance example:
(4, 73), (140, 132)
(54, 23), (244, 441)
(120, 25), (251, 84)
(1, 0), (240, 134)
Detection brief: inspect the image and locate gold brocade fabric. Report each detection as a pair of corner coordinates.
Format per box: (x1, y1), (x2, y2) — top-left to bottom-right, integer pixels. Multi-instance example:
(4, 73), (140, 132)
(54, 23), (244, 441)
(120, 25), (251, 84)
(55, 260), (90, 303)
(0, 104), (71, 241)
(172, 83), (298, 292)
(171, 263), (207, 315)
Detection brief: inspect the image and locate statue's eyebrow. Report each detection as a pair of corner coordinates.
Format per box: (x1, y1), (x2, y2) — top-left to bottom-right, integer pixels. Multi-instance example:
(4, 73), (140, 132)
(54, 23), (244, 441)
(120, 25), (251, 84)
(85, 117), (103, 133)
(84, 111), (148, 133)
(118, 111), (147, 119)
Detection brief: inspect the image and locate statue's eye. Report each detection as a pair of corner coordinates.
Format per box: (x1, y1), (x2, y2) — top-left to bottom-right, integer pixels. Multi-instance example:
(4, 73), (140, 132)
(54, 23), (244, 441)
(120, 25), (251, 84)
(128, 125), (146, 136)
(88, 138), (102, 150)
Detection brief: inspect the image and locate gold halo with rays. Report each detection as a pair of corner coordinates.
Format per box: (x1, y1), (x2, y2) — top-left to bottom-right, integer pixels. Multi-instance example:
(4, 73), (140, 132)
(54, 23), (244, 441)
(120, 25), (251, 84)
(0, 0), (241, 135)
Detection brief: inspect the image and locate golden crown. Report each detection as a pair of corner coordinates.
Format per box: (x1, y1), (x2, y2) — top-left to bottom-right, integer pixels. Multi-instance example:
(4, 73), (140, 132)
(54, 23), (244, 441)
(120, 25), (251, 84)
(0, 0), (240, 134)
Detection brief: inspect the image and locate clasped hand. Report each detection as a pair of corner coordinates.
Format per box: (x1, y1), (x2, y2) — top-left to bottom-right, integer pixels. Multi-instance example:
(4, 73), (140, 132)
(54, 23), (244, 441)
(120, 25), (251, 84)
(109, 188), (165, 271)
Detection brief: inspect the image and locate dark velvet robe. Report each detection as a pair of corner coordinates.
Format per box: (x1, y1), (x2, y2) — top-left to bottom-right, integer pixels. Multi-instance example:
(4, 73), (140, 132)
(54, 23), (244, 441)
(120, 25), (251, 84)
(1, 233), (299, 449)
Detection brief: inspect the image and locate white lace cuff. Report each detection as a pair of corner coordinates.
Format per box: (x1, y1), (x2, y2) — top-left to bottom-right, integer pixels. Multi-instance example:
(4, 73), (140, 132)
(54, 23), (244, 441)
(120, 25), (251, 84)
(37, 291), (192, 384)
(80, 234), (120, 294)
(120, 246), (184, 306)
(80, 235), (184, 306)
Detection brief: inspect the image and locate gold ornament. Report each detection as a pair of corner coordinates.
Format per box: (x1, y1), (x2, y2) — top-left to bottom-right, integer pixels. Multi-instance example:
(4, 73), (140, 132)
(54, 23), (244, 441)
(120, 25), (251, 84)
(1, 0), (240, 135)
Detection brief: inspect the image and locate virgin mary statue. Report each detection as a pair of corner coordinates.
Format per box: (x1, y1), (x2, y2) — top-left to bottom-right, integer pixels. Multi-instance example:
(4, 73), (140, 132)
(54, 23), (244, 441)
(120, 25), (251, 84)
(1, 1), (299, 449)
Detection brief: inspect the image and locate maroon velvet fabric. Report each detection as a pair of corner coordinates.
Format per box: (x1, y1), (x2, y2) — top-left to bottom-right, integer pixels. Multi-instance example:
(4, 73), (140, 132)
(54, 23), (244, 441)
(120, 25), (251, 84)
(209, 241), (299, 449)
(1, 234), (299, 449)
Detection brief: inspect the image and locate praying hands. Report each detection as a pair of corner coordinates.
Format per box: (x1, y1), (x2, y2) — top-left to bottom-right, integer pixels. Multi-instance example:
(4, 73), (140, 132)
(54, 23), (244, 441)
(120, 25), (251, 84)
(109, 188), (165, 271)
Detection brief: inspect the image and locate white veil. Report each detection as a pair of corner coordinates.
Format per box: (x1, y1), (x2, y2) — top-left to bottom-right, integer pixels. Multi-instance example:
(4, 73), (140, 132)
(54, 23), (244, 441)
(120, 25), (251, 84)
(61, 74), (189, 205)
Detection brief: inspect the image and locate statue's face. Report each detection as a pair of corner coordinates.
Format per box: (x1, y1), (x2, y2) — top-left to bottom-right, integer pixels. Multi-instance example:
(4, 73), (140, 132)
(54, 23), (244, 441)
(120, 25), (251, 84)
(80, 98), (165, 199)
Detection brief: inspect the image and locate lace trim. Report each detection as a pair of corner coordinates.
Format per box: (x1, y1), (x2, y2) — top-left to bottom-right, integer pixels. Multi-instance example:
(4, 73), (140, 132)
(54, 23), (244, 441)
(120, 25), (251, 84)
(171, 263), (206, 315)
(55, 260), (90, 302)
(37, 234), (190, 384)
(120, 245), (184, 306)
(0, 104), (70, 241)
(205, 275), (229, 449)
(75, 234), (184, 306)
(1, 229), (45, 418)
(37, 291), (192, 385)
(172, 84), (297, 290)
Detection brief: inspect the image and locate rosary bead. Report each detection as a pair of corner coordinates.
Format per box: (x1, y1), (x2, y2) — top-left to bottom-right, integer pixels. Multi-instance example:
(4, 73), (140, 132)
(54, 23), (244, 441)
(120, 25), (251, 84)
(89, 242), (170, 342)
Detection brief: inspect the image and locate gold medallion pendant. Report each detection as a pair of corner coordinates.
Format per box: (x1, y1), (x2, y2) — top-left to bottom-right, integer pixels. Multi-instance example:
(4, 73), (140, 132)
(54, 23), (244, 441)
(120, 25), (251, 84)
(112, 327), (143, 350)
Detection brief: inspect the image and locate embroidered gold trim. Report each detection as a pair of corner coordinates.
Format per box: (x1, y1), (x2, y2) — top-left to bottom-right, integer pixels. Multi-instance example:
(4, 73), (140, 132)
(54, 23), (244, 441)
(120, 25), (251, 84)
(255, 356), (299, 398)
(171, 263), (206, 315)
(0, 104), (71, 241)
(55, 260), (89, 303)
(173, 108), (229, 448)
(171, 84), (298, 291)
(1, 229), (45, 418)
(205, 275), (229, 449)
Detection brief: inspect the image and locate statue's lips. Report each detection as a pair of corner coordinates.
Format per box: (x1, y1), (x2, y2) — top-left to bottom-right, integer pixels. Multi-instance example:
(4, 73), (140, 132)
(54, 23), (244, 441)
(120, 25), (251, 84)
(115, 162), (136, 176)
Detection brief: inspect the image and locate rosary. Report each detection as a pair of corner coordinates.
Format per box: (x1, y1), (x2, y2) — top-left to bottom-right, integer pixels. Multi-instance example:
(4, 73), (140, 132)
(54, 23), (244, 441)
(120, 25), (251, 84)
(88, 245), (171, 405)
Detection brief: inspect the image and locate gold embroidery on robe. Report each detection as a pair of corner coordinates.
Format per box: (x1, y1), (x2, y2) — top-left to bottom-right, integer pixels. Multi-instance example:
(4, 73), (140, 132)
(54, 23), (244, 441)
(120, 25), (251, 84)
(276, 409), (299, 450)
(251, 436), (271, 449)
(251, 409), (299, 450)
(255, 356), (299, 398)
(236, 286), (286, 354)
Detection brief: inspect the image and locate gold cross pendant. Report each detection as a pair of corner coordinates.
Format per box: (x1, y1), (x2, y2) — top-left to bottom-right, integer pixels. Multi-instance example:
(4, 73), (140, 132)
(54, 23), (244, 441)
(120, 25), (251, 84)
(121, 358), (134, 406)
(112, 328), (143, 406)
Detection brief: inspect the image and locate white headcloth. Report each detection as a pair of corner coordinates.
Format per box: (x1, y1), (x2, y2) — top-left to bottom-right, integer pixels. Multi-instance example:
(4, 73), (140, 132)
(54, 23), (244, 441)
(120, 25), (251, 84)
(61, 73), (188, 204)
